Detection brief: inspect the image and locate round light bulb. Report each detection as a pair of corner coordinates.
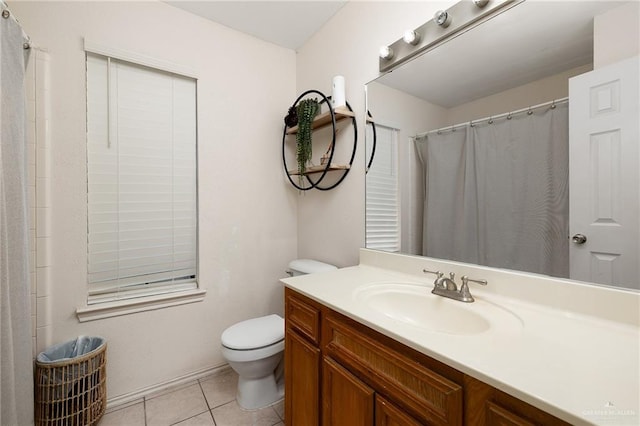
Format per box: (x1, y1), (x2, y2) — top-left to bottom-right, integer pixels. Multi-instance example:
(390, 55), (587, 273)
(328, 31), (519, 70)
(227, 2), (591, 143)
(379, 45), (394, 60)
(403, 30), (420, 45)
(434, 10), (451, 27)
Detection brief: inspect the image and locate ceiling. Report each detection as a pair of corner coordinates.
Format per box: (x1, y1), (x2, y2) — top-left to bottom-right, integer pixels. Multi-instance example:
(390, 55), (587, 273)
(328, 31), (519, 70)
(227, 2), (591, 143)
(165, 1), (347, 50)
(376, 1), (626, 108)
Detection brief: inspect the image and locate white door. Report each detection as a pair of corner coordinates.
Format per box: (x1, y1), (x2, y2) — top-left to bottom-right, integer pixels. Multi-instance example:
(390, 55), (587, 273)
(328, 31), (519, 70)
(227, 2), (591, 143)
(569, 56), (639, 290)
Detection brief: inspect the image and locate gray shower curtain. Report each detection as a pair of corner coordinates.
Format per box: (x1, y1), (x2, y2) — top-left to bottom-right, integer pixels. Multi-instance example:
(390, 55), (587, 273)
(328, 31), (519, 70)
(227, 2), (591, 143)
(415, 103), (569, 278)
(1, 5), (34, 425)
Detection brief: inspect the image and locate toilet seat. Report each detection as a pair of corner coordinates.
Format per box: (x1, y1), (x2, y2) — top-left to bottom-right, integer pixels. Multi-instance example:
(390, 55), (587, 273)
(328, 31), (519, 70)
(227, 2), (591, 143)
(221, 314), (284, 350)
(221, 340), (284, 363)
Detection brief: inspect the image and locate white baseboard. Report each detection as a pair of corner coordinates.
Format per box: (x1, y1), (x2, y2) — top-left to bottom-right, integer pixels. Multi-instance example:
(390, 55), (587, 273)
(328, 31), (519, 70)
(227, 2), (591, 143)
(106, 364), (231, 411)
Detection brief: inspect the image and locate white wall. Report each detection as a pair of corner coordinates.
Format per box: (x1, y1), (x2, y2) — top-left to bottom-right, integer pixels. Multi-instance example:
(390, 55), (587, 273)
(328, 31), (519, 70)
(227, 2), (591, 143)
(594, 2), (640, 68)
(13, 1), (297, 400)
(445, 64), (592, 125)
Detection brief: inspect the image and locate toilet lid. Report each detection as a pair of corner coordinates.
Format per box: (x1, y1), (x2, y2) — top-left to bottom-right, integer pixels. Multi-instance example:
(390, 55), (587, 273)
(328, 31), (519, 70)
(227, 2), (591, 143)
(221, 314), (284, 350)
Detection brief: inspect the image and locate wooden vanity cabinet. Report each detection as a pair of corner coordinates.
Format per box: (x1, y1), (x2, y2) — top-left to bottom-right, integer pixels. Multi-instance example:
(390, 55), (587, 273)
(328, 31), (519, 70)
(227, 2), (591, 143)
(284, 288), (570, 426)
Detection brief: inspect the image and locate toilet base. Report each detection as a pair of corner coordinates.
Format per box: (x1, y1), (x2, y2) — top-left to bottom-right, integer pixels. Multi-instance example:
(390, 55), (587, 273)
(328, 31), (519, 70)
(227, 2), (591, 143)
(236, 373), (284, 410)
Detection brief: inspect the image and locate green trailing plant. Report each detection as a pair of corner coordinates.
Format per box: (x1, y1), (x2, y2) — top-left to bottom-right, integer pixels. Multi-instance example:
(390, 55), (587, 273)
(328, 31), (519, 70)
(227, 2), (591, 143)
(296, 98), (320, 179)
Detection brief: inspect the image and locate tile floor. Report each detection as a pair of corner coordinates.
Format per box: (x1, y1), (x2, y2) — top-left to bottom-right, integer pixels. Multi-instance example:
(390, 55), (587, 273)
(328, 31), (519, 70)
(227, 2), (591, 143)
(99, 368), (284, 426)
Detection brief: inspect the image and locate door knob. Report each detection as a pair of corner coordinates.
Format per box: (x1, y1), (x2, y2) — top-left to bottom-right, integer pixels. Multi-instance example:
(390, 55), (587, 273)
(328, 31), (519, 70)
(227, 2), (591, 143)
(572, 234), (587, 244)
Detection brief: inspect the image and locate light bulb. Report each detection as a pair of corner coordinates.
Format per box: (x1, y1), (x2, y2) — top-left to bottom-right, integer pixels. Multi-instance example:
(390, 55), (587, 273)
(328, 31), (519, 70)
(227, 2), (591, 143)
(403, 30), (420, 45)
(434, 10), (451, 27)
(379, 45), (394, 60)
(474, 0), (489, 7)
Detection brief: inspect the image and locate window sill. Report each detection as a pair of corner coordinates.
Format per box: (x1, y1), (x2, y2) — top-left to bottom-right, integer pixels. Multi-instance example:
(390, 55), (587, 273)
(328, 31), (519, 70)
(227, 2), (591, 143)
(76, 289), (207, 322)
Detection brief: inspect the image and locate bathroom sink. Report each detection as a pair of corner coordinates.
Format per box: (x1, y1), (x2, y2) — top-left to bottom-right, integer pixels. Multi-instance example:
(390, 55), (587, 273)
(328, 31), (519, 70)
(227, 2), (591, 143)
(353, 282), (523, 335)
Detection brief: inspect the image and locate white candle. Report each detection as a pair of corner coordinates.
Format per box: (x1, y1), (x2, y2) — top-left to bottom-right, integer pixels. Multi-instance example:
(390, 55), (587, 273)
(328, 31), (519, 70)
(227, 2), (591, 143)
(332, 75), (346, 109)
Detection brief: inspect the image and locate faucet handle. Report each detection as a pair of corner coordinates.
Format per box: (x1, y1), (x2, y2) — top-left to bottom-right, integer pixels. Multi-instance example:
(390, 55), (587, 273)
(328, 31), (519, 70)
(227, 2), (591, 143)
(461, 276), (487, 288)
(460, 275), (488, 300)
(423, 269), (443, 285)
(423, 269), (443, 278)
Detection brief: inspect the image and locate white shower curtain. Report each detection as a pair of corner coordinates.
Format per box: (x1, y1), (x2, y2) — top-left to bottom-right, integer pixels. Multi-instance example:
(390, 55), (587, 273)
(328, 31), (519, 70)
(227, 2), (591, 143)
(415, 103), (569, 278)
(1, 5), (34, 425)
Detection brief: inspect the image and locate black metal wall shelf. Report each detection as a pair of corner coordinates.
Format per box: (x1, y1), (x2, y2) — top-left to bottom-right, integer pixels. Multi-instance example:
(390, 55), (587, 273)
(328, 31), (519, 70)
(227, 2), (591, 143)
(281, 90), (357, 191)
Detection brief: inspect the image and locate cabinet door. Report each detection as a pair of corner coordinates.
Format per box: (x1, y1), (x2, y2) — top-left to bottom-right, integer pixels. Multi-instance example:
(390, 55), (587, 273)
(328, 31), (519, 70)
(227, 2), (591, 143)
(286, 289), (320, 344)
(375, 396), (423, 426)
(285, 329), (320, 426)
(485, 401), (536, 426)
(323, 314), (463, 425)
(322, 356), (374, 426)
(464, 375), (570, 426)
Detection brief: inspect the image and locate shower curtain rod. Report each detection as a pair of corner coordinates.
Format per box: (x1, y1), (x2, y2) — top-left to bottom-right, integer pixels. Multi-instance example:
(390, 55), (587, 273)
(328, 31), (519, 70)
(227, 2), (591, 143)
(416, 97), (569, 138)
(1, 0), (32, 50)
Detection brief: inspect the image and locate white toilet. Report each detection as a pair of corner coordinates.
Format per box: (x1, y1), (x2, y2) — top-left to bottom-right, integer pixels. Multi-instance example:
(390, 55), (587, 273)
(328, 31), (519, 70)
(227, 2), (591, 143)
(220, 259), (337, 410)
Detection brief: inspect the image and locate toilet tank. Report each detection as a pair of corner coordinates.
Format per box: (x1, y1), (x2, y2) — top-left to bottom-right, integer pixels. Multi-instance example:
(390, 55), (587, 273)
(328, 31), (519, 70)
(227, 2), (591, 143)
(288, 259), (337, 276)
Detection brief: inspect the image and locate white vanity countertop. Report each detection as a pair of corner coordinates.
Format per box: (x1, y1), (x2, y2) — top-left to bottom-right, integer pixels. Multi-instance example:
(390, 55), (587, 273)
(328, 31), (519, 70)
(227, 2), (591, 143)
(282, 250), (640, 426)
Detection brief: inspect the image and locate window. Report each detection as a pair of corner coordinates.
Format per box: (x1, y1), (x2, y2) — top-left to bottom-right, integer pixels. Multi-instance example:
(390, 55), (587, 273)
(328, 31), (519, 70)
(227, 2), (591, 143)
(366, 125), (400, 252)
(86, 51), (198, 305)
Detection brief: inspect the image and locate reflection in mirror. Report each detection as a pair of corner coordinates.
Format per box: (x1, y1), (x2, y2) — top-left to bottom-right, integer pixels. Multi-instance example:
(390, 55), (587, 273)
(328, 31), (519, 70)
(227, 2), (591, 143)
(365, 0), (639, 290)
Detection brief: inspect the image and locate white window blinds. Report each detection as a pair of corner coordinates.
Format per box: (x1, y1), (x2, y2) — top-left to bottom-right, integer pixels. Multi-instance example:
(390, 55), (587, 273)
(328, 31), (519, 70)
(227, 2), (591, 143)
(86, 53), (198, 304)
(366, 125), (400, 252)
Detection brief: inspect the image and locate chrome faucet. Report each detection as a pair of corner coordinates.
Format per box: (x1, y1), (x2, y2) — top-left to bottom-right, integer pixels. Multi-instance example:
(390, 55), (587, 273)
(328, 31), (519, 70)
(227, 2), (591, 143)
(435, 272), (458, 291)
(423, 269), (487, 302)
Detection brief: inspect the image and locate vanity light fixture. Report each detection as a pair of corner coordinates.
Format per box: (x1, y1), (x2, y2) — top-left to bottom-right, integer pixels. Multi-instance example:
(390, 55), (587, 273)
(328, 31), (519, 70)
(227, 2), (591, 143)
(379, 0), (514, 73)
(379, 45), (394, 60)
(434, 10), (452, 27)
(403, 30), (421, 45)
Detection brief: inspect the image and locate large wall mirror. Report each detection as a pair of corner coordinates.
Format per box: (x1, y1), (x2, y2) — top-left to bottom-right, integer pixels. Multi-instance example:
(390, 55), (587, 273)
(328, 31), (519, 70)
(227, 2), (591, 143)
(365, 0), (639, 291)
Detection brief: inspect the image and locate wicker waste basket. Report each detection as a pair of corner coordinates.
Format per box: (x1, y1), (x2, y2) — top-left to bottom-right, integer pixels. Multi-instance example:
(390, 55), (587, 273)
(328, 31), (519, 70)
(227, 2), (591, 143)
(35, 336), (107, 426)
